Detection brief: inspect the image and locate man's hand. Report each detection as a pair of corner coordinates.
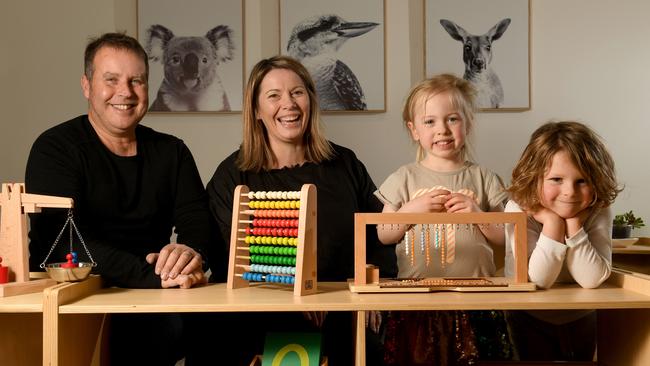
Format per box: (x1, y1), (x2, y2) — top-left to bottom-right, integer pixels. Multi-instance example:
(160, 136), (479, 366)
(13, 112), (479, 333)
(160, 269), (207, 289)
(146, 243), (203, 281)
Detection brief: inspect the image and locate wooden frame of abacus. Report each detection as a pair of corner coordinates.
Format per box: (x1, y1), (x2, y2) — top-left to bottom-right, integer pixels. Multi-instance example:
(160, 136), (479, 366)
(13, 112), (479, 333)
(227, 184), (317, 296)
(350, 212), (535, 293)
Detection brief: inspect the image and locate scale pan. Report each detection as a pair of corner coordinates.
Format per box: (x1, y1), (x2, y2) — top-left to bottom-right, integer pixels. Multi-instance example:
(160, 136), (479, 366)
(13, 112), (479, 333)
(45, 262), (93, 282)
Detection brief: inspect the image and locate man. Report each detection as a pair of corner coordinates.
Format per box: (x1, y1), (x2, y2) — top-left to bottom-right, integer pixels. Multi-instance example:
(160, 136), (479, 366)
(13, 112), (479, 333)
(25, 32), (222, 365)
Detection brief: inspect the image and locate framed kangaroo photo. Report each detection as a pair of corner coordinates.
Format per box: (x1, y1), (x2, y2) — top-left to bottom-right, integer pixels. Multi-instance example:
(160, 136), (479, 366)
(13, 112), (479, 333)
(280, 0), (386, 113)
(425, 0), (530, 111)
(137, 0), (243, 113)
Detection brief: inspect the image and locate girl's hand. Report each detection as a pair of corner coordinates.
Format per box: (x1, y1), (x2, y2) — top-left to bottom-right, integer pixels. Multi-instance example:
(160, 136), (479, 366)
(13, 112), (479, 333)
(529, 207), (566, 243)
(565, 207), (592, 237)
(445, 192), (481, 213)
(366, 310), (382, 333)
(401, 189), (450, 213)
(530, 207), (561, 225)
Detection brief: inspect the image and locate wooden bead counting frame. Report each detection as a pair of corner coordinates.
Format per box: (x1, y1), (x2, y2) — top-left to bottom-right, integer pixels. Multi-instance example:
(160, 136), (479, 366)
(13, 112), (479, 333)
(349, 212), (536, 293)
(227, 184), (317, 296)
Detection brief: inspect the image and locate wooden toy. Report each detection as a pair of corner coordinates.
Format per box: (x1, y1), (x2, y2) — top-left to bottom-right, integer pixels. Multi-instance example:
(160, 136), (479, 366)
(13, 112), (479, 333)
(349, 212), (536, 293)
(227, 185), (317, 296)
(60, 254), (76, 269)
(0, 183), (72, 297)
(0, 256), (8, 284)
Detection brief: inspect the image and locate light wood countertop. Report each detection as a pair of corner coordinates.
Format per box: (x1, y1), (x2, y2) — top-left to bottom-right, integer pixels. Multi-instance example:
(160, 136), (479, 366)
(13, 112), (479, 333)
(0, 291), (43, 313)
(58, 273), (650, 314)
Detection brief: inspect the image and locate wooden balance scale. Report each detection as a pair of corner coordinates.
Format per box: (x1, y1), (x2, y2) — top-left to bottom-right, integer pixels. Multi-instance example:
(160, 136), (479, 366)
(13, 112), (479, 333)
(0, 183), (73, 297)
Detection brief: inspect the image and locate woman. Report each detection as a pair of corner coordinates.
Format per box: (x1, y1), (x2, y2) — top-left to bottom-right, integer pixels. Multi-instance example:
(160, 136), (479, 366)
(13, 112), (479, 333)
(207, 55), (393, 282)
(203, 55), (394, 365)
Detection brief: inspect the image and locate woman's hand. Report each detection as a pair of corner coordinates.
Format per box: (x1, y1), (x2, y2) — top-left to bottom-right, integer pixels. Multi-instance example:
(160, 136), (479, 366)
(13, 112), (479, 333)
(303, 311), (328, 328)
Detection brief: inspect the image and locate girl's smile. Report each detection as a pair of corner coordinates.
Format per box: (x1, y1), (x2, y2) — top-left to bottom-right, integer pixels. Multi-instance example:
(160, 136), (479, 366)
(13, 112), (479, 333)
(540, 150), (594, 219)
(408, 91), (466, 171)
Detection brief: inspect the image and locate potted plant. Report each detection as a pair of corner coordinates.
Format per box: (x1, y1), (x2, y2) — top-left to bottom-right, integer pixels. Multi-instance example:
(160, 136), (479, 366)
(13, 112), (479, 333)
(612, 211), (645, 238)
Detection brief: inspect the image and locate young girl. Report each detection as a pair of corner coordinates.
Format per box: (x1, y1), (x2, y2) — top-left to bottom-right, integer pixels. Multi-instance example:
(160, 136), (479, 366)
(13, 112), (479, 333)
(505, 121), (620, 361)
(375, 74), (512, 365)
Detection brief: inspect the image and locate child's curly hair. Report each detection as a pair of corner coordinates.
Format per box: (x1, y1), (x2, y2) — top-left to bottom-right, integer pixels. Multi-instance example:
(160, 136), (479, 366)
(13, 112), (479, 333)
(508, 121), (621, 211)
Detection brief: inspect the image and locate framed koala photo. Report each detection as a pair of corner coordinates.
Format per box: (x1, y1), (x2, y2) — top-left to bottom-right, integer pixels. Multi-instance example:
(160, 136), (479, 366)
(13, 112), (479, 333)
(137, 0), (243, 113)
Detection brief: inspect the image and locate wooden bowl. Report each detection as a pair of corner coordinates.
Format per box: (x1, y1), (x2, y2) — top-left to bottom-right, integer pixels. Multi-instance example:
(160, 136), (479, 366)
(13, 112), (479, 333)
(45, 262), (93, 282)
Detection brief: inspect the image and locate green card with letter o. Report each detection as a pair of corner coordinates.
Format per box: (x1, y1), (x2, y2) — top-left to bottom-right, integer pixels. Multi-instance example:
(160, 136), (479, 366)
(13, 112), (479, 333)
(262, 332), (322, 366)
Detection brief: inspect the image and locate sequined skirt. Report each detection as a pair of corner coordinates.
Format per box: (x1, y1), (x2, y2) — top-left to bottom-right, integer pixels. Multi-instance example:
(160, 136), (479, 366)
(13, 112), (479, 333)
(383, 310), (513, 366)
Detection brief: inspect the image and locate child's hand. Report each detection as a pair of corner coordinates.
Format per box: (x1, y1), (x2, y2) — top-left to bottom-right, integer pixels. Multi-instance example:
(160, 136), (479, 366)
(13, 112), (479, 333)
(565, 207), (592, 237)
(366, 310), (382, 333)
(402, 189), (450, 213)
(529, 207), (566, 243)
(445, 192), (481, 213)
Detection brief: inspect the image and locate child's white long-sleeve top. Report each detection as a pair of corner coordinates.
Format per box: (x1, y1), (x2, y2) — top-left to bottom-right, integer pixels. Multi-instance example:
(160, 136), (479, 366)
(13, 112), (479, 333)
(504, 200), (612, 289)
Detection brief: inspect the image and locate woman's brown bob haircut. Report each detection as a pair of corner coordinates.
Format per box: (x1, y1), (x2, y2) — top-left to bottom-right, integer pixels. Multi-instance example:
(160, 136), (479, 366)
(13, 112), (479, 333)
(236, 56), (333, 172)
(508, 121), (620, 211)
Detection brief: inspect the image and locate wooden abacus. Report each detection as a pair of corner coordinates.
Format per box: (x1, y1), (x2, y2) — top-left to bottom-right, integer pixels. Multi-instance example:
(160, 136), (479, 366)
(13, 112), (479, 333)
(227, 184), (317, 296)
(0, 183), (72, 297)
(349, 212), (536, 293)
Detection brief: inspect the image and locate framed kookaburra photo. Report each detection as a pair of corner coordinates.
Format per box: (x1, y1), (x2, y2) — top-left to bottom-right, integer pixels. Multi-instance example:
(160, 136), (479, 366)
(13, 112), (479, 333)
(137, 0), (244, 113)
(280, 0), (386, 112)
(425, 0), (530, 111)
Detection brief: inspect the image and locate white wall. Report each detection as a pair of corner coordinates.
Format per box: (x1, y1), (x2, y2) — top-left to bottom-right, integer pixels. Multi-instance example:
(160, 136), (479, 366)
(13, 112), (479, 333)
(2, 0), (649, 236)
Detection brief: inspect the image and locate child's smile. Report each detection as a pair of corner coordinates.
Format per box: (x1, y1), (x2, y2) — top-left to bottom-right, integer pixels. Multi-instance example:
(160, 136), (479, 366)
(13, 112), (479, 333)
(408, 91), (466, 170)
(540, 150), (594, 219)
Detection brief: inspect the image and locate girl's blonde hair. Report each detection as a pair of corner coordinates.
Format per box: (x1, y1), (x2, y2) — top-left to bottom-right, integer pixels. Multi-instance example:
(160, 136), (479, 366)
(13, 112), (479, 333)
(237, 55), (333, 172)
(508, 121), (621, 211)
(402, 74), (477, 162)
